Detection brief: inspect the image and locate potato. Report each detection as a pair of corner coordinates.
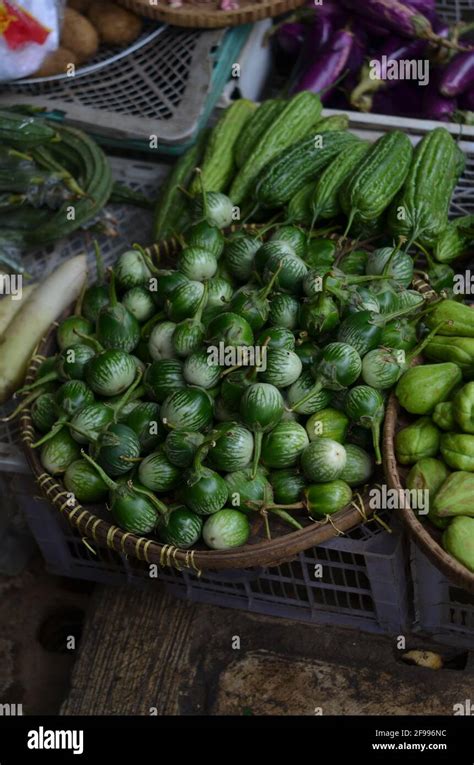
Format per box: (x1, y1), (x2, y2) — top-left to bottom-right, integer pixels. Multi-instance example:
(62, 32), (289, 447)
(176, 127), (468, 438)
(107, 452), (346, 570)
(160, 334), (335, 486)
(67, 0), (93, 11)
(61, 7), (99, 63)
(87, 1), (143, 46)
(34, 48), (79, 78)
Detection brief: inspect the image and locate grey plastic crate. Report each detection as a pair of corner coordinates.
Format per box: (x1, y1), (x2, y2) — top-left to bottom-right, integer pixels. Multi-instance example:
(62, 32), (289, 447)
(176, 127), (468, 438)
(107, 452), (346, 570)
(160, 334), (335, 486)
(437, 0), (474, 21)
(411, 543), (474, 649)
(12, 474), (411, 635)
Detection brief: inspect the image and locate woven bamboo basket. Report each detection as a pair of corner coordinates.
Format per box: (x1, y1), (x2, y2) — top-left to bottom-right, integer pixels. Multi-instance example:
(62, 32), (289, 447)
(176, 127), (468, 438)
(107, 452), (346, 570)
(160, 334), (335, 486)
(18, 230), (385, 574)
(382, 278), (474, 595)
(117, 0), (305, 28)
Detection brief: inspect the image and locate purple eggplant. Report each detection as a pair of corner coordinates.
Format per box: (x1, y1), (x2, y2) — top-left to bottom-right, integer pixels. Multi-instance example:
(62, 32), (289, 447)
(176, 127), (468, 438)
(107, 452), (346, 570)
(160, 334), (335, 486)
(404, 0), (436, 22)
(459, 89), (474, 110)
(440, 50), (474, 96)
(292, 27), (355, 101)
(423, 79), (457, 120)
(350, 35), (427, 112)
(372, 80), (425, 117)
(341, 0), (454, 47)
(360, 18), (391, 38)
(276, 22), (306, 58)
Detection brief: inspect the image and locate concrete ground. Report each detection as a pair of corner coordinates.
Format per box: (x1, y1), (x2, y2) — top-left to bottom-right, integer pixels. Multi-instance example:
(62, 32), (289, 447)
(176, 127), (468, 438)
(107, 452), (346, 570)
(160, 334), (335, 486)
(1, 555), (472, 716)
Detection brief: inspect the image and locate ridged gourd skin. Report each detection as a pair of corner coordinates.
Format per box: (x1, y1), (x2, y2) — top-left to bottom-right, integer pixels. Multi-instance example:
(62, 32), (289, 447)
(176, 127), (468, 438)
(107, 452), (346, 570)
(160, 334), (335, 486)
(189, 99), (257, 196)
(388, 127), (462, 247)
(234, 99), (286, 169)
(229, 91), (323, 205)
(256, 130), (358, 208)
(339, 130), (413, 230)
(311, 141), (370, 221)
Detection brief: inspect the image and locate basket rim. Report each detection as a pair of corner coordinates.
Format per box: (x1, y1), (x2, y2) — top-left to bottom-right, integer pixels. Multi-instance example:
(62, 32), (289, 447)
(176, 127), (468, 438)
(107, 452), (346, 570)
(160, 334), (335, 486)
(116, 0), (305, 28)
(383, 392), (474, 595)
(18, 228), (382, 573)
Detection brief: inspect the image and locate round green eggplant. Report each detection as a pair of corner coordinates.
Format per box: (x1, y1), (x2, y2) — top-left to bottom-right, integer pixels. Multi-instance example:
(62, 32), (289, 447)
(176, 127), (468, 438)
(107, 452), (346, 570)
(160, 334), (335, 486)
(305, 408), (349, 443)
(255, 240), (295, 273)
(270, 469), (306, 504)
(178, 246), (218, 281)
(125, 402), (164, 453)
(344, 385), (384, 464)
(148, 321), (177, 361)
(96, 301), (140, 354)
(208, 423), (254, 472)
(270, 225), (306, 259)
(240, 382), (284, 477)
(260, 348), (302, 388)
(202, 508), (250, 550)
(304, 480), (352, 518)
(268, 293), (300, 329)
(86, 350), (136, 397)
(256, 327), (295, 351)
(56, 344), (95, 381)
(163, 430), (205, 468)
(160, 388), (213, 432)
(339, 444), (373, 486)
(261, 421), (309, 468)
(224, 233), (261, 282)
(144, 359), (185, 403)
(183, 349), (221, 389)
(122, 287), (156, 323)
(40, 430), (81, 475)
(31, 393), (58, 433)
(138, 448), (181, 492)
(263, 252), (308, 294)
(94, 423), (141, 477)
(69, 403), (114, 444)
(158, 506), (203, 548)
(207, 312), (254, 348)
(57, 316), (94, 350)
(115, 248), (152, 290)
(64, 459), (108, 503)
(366, 247), (413, 288)
(287, 372), (332, 415)
(224, 466), (273, 513)
(186, 220), (225, 259)
(181, 467), (228, 515)
(166, 280), (206, 323)
(55, 381), (94, 418)
(300, 439), (347, 482)
(82, 284), (109, 324)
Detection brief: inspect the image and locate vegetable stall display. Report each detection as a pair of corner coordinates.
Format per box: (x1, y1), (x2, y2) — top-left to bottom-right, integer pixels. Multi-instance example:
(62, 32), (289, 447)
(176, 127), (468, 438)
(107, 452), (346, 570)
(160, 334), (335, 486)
(3, 90), (474, 578)
(273, 0), (474, 124)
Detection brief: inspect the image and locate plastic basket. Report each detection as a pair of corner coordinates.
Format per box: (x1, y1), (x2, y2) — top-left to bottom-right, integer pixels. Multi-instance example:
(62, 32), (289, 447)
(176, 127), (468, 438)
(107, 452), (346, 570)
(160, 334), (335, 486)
(436, 0), (474, 22)
(411, 543), (474, 649)
(13, 474), (411, 635)
(0, 25), (253, 156)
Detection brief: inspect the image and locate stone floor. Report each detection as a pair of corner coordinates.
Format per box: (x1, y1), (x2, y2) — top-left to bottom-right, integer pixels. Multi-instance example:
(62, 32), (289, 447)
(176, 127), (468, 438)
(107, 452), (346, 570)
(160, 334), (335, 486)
(1, 555), (472, 716)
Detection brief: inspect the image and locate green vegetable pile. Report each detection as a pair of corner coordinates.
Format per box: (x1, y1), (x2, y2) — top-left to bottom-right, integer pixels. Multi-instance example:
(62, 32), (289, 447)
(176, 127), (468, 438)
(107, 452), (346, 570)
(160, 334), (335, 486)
(11, 181), (436, 553)
(395, 300), (474, 573)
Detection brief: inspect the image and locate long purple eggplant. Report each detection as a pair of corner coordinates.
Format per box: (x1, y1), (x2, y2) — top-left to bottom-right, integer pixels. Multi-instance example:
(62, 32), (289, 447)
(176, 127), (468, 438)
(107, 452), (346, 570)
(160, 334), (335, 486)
(291, 27), (355, 101)
(459, 89), (474, 110)
(341, 0), (461, 48)
(423, 77), (457, 120)
(276, 22), (306, 58)
(404, 0), (436, 21)
(440, 50), (474, 96)
(350, 35), (427, 112)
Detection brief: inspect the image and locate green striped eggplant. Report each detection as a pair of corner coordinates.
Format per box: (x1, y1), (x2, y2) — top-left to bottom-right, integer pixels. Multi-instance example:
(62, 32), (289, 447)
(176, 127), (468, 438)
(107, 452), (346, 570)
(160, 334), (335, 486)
(138, 448), (181, 492)
(160, 388), (214, 432)
(260, 348), (302, 388)
(202, 508), (250, 550)
(261, 421), (309, 468)
(158, 506), (203, 549)
(240, 383), (284, 478)
(301, 439), (347, 482)
(86, 350), (137, 397)
(207, 423), (254, 472)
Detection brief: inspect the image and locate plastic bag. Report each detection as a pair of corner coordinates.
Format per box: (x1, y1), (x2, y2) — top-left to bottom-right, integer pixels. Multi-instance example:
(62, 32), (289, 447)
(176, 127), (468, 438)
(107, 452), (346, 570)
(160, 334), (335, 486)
(0, 0), (64, 82)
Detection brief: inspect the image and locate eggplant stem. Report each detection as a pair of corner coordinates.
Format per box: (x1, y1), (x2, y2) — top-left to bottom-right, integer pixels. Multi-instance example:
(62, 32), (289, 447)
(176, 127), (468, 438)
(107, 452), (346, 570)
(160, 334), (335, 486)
(112, 368), (144, 423)
(251, 431), (263, 480)
(73, 329), (102, 352)
(81, 449), (118, 491)
(130, 482), (169, 518)
(406, 320), (451, 364)
(269, 508), (303, 531)
(32, 421), (65, 449)
(93, 240), (105, 285)
(372, 421), (382, 466)
(17, 370), (59, 394)
(0, 387), (45, 421)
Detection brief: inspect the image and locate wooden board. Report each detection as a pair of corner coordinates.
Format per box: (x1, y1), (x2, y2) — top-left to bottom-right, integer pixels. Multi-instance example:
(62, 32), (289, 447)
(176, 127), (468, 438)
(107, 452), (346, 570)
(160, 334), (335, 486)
(117, 0), (306, 29)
